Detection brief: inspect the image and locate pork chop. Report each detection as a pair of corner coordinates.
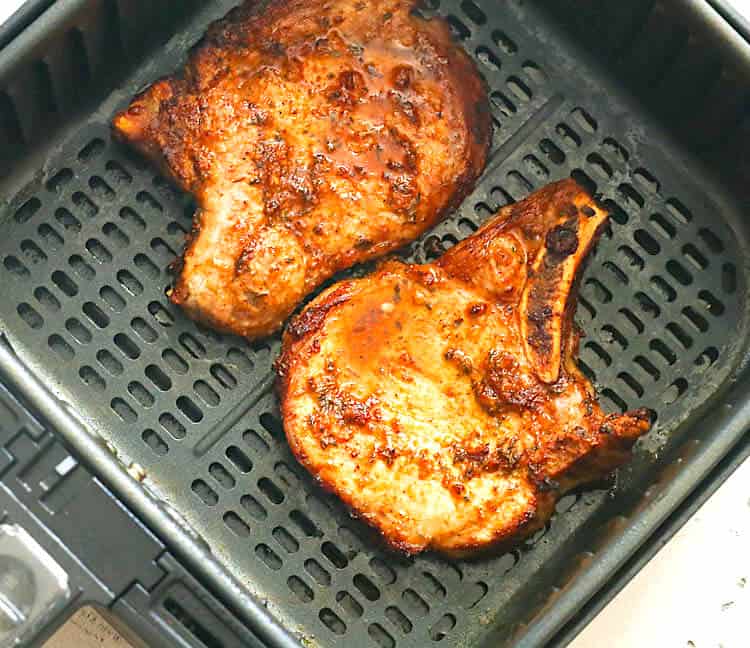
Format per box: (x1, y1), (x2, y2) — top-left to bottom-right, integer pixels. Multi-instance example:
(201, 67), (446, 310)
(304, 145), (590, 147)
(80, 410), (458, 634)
(112, 0), (490, 339)
(277, 179), (651, 556)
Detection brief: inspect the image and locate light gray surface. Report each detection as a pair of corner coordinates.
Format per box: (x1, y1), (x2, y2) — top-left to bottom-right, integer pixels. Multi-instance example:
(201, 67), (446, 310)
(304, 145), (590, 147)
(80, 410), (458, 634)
(572, 457), (750, 648)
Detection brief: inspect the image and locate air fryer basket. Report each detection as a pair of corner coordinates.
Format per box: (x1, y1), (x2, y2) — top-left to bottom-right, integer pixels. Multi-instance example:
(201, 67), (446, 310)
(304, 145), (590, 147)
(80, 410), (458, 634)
(0, 1), (749, 646)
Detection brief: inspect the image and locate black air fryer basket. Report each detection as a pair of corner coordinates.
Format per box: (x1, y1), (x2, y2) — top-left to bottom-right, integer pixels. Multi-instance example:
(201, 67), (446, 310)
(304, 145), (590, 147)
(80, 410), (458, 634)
(1, 1), (749, 646)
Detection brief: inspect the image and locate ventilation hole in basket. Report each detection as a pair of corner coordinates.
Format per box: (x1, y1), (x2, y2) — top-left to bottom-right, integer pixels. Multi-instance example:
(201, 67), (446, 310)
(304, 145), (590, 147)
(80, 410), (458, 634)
(618, 372), (644, 398)
(491, 29), (517, 54)
(584, 278), (612, 303)
(570, 107), (597, 134)
(584, 341), (611, 368)
(223, 511), (250, 537)
(133, 253), (159, 279)
(142, 365), (170, 392)
(38, 225), (64, 250)
(598, 201), (625, 228)
(68, 254), (95, 281)
(507, 76), (532, 103)
(600, 389), (627, 413)
(365, 558), (395, 586)
(460, 0), (485, 24)
(331, 592), (361, 620)
(585, 153), (612, 180)
(260, 412), (284, 438)
(490, 91), (516, 119)
(698, 290), (724, 317)
(65, 318), (91, 344)
(384, 605), (412, 633)
(145, 303), (172, 329)
(305, 558), (331, 585)
(116, 269), (142, 296)
(601, 135), (630, 164)
(682, 244), (708, 271)
(35, 286), (60, 312)
(209, 462), (235, 489)
(322, 541), (348, 568)
(162, 349), (188, 374)
(17, 303), (43, 329)
(577, 359), (595, 382)
(459, 582), (488, 611)
(150, 237), (176, 261)
(650, 276), (676, 302)
(89, 176), (114, 201)
(650, 339), (676, 365)
(634, 229), (660, 255)
(422, 572), (448, 599)
(14, 198), (41, 224)
(665, 197), (692, 224)
(272, 526), (299, 554)
(167, 221), (188, 236)
(618, 308), (644, 334)
(241, 494), (267, 520)
(72, 191), (98, 219)
(319, 608), (345, 635)
(120, 206), (146, 231)
(176, 395), (203, 422)
(369, 623), (394, 648)
(103, 222), (130, 249)
(635, 292), (660, 318)
(556, 123), (581, 149)
(127, 381), (154, 407)
(243, 430), (270, 455)
(79, 365), (105, 392)
(682, 306), (709, 333)
(523, 154), (549, 181)
(97, 349), (123, 376)
(618, 183), (644, 210)
(105, 160), (132, 186)
(720, 262), (737, 294)
(159, 412), (186, 440)
(649, 213), (675, 239)
(209, 363), (236, 390)
(662, 378), (688, 406)
(351, 574), (379, 601)
(111, 397), (136, 422)
(225, 445), (252, 473)
(666, 322), (693, 350)
(446, 15), (470, 40)
(424, 235), (445, 260)
(523, 60), (547, 85)
(191, 478), (218, 505)
(81, 302), (108, 329)
(114, 332), (139, 359)
(224, 347), (253, 373)
(44, 168), (73, 193)
(191, 380), (218, 407)
(258, 477), (284, 504)
(490, 186), (514, 209)
(290, 509), (321, 536)
(695, 346), (719, 371)
(635, 355), (660, 381)
(136, 190), (162, 212)
(429, 613), (456, 642)
(475, 46), (500, 71)
(570, 169), (596, 196)
(131, 317), (157, 343)
(50, 270), (77, 296)
(633, 168), (660, 194)
(695, 228), (723, 255)
(577, 296), (596, 322)
(142, 429), (168, 456)
(539, 139), (565, 166)
(20, 240), (46, 266)
(285, 575), (313, 603)
(402, 589), (429, 616)
(603, 261), (627, 285)
(179, 333), (206, 359)
(78, 138), (104, 161)
(274, 461), (301, 488)
(99, 286), (124, 312)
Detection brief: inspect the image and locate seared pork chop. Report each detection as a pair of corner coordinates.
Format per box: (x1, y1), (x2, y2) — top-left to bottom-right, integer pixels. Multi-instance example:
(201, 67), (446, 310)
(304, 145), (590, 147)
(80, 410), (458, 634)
(113, 0), (490, 339)
(277, 179), (651, 556)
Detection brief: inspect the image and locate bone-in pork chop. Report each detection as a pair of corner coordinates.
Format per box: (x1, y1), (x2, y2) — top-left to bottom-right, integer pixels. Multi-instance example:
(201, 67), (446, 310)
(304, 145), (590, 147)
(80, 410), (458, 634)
(277, 179), (652, 556)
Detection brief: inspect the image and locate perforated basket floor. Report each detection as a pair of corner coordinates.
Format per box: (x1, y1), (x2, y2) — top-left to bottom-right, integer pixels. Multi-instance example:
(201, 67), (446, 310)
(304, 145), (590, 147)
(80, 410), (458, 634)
(0, 1), (748, 647)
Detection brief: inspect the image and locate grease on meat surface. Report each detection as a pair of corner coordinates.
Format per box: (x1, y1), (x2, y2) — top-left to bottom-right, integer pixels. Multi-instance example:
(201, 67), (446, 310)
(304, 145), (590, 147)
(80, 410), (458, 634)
(112, 0), (490, 339)
(277, 179), (652, 556)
